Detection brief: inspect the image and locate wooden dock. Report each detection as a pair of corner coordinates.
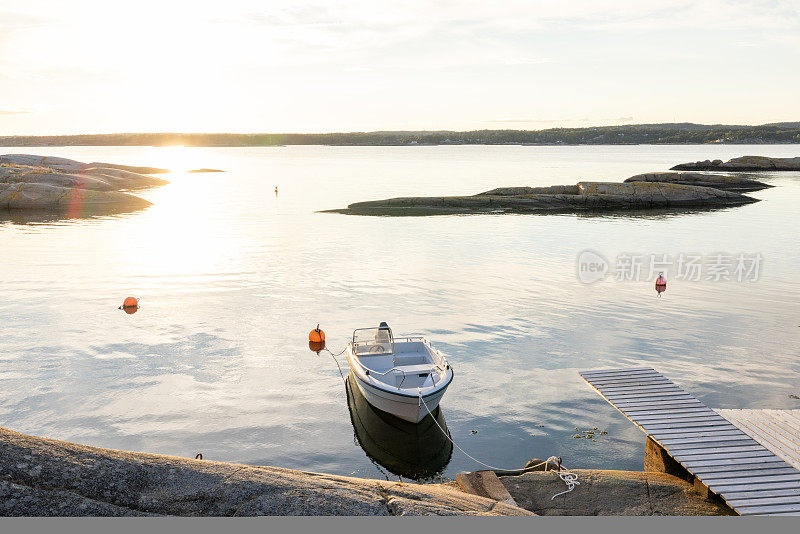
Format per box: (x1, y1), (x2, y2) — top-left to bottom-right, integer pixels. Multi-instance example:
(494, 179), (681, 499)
(579, 367), (800, 516)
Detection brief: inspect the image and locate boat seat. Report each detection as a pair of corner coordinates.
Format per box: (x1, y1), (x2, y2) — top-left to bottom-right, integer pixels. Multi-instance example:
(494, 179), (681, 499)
(395, 363), (435, 375)
(394, 352), (427, 365)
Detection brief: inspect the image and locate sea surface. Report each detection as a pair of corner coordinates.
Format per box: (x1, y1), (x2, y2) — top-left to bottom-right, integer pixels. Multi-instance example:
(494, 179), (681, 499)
(1, 144), (799, 481)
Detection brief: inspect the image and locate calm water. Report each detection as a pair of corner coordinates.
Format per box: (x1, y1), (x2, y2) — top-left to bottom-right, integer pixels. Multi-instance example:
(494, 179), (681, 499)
(1, 144), (799, 481)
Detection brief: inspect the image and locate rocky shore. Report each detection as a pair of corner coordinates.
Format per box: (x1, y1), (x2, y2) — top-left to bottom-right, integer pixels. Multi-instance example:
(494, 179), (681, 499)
(1, 426), (732, 516)
(328, 181), (759, 216)
(328, 153), (796, 216)
(671, 155), (800, 171)
(0, 426), (531, 517)
(624, 171), (772, 192)
(0, 154), (168, 211)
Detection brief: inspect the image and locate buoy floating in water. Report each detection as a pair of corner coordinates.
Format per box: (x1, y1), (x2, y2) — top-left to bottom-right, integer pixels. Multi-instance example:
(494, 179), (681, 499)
(119, 296), (139, 314)
(309, 340), (326, 353)
(655, 273), (667, 296)
(309, 324), (325, 343)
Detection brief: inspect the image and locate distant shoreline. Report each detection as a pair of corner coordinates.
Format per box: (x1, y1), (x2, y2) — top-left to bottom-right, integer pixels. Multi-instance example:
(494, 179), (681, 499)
(1, 122), (799, 147)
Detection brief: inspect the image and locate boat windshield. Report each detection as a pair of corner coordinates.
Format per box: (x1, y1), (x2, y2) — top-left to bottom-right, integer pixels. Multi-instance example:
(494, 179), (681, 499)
(352, 326), (395, 358)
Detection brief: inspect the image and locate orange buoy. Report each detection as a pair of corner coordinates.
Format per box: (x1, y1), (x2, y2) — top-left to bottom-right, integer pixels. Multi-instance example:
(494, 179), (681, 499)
(119, 296), (139, 313)
(309, 324), (325, 343)
(309, 340), (326, 353)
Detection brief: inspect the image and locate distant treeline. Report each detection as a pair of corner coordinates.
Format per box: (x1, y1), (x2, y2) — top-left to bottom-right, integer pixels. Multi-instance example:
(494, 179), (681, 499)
(2, 123), (800, 147)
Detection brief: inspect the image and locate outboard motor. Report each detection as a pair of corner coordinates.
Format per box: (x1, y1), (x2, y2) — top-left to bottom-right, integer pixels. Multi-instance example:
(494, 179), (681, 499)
(376, 322), (391, 343)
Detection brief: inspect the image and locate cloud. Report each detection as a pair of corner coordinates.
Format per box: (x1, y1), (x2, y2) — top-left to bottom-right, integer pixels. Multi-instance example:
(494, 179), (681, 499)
(0, 109), (32, 116)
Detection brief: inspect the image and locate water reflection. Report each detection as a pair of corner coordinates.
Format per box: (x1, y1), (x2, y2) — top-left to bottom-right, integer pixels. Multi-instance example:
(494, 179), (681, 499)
(0, 205), (149, 226)
(345, 372), (452, 480)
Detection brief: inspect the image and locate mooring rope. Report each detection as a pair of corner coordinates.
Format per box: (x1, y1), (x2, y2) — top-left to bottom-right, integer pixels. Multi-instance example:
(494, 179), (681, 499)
(417, 390), (579, 500)
(323, 346), (348, 382)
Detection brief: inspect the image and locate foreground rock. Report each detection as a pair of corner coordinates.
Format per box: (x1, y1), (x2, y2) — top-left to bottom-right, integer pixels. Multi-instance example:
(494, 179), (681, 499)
(624, 171), (772, 192)
(671, 156), (800, 171)
(329, 181), (758, 215)
(0, 426), (532, 516)
(0, 183), (151, 210)
(499, 470), (734, 516)
(0, 154), (168, 212)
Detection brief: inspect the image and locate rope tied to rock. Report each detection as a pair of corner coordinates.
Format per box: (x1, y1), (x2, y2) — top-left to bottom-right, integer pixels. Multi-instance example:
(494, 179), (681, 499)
(417, 389), (579, 500)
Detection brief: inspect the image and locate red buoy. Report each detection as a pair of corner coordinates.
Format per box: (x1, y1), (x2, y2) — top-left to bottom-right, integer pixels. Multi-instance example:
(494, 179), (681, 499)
(309, 340), (326, 353)
(655, 273), (667, 296)
(309, 324), (325, 343)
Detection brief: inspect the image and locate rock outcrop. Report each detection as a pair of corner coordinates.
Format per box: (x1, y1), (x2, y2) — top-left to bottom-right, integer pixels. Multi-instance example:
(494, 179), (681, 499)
(0, 426), (533, 517)
(671, 156), (800, 172)
(624, 172), (772, 192)
(0, 154), (169, 175)
(0, 154), (168, 212)
(499, 470), (734, 516)
(328, 181), (758, 216)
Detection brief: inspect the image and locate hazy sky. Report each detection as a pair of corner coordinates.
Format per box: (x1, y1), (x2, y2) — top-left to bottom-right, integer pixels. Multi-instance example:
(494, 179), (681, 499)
(1, 0), (799, 134)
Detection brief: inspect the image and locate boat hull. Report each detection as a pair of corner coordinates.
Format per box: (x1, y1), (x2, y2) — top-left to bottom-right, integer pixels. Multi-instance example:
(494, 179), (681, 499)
(351, 372), (448, 423)
(345, 372), (453, 478)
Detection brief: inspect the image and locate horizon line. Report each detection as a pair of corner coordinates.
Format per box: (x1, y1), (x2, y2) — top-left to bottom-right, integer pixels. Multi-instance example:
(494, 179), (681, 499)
(2, 121), (800, 138)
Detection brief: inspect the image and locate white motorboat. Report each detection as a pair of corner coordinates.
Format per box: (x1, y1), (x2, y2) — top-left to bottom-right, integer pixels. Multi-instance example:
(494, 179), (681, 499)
(345, 322), (454, 423)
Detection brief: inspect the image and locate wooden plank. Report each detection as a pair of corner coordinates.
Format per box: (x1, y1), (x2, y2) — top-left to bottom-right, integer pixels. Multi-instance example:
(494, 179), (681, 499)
(620, 408), (708, 423)
(642, 421), (734, 432)
(716, 481), (800, 493)
(683, 457), (786, 468)
(586, 375), (672, 385)
(700, 474), (800, 486)
(658, 437), (756, 448)
(691, 466), (798, 478)
(604, 392), (694, 402)
(668, 444), (768, 455)
(675, 451), (781, 462)
(588, 378), (672, 387)
(582, 373), (661, 382)
(595, 384), (683, 395)
(614, 398), (704, 407)
(623, 408), (714, 417)
(586, 373), (665, 383)
(614, 399), (704, 409)
(580, 367), (655, 376)
(670, 445), (777, 461)
(657, 430), (746, 440)
(726, 496), (800, 507)
(644, 426), (738, 437)
(723, 488), (800, 500)
(658, 436), (757, 449)
(634, 414), (727, 424)
(737, 503), (800, 515)
(622, 408), (713, 418)
(638, 419), (731, 430)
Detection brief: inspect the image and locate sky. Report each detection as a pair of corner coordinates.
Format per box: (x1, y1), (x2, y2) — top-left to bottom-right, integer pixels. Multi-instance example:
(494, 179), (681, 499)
(1, 0), (799, 135)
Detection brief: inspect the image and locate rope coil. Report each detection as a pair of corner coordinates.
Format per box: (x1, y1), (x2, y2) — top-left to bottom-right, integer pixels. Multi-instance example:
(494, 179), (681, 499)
(418, 389), (579, 500)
